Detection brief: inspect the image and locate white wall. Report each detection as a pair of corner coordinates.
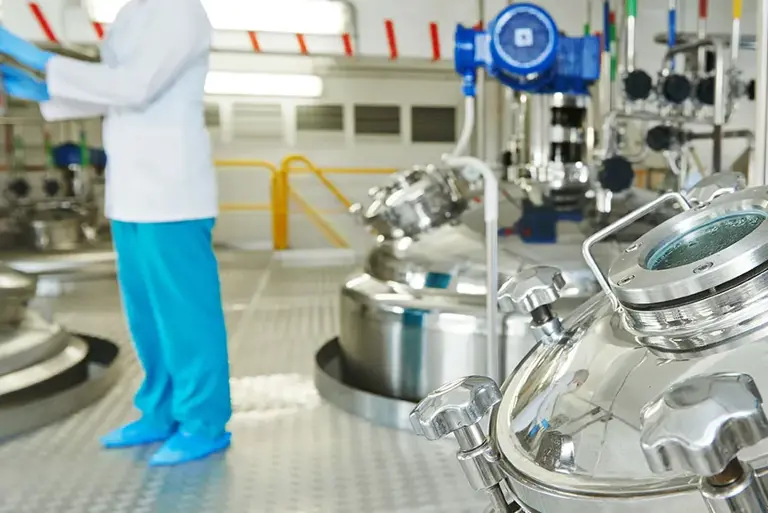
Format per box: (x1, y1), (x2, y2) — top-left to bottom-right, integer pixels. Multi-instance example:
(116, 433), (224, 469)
(206, 58), (465, 250)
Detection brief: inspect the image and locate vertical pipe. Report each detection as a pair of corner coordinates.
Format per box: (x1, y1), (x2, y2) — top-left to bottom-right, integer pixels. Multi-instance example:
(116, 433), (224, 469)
(668, 0), (677, 70)
(609, 11), (617, 82)
(698, 0), (708, 73)
(4, 125), (13, 171)
(754, 0), (768, 186)
(732, 0), (742, 63)
(626, 0), (637, 72)
(603, 1), (611, 51)
(585, 0), (592, 35)
(613, 0), (626, 110)
(475, 0), (486, 160)
(43, 129), (53, 169)
(713, 43), (727, 173)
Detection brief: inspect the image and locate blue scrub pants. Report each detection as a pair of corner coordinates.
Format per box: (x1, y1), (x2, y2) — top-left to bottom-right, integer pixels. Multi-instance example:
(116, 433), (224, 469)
(111, 219), (232, 439)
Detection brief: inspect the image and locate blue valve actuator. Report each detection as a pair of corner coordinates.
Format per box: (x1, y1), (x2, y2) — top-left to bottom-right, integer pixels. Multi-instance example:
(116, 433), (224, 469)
(455, 3), (601, 96)
(52, 142), (107, 170)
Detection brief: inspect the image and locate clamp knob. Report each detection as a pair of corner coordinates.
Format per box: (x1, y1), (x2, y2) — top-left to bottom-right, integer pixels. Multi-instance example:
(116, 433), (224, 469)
(686, 172), (746, 207)
(747, 79), (756, 101)
(696, 76), (715, 105)
(661, 74), (692, 104)
(641, 373), (768, 477)
(599, 155), (635, 193)
(7, 178), (30, 199)
(646, 125), (683, 153)
(410, 376), (502, 441)
(42, 178), (61, 197)
(624, 70), (654, 101)
(497, 265), (565, 314)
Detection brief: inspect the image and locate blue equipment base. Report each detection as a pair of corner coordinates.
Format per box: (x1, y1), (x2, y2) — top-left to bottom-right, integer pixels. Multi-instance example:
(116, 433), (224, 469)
(500, 201), (583, 244)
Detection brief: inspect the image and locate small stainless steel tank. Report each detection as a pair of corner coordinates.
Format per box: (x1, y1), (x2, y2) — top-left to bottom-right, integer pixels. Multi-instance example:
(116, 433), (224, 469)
(341, 164), (603, 402)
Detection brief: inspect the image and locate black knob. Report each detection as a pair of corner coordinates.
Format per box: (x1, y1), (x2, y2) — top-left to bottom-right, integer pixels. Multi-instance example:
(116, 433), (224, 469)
(646, 125), (683, 153)
(747, 79), (756, 101)
(705, 50), (716, 73)
(662, 74), (692, 104)
(501, 150), (513, 167)
(43, 178), (60, 197)
(8, 178), (30, 198)
(599, 156), (635, 193)
(624, 70), (654, 101)
(696, 76), (715, 105)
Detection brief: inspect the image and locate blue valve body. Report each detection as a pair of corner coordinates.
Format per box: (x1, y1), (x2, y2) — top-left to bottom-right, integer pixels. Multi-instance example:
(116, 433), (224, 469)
(455, 3), (601, 96)
(53, 142), (107, 170)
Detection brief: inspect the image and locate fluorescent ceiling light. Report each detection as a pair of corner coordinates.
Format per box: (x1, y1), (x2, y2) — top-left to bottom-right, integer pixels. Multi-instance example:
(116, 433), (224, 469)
(86, 0), (350, 35)
(205, 72), (323, 98)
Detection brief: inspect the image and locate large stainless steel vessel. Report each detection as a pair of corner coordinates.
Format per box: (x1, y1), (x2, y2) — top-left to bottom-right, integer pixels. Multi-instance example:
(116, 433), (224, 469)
(341, 165), (615, 403)
(0, 263), (120, 440)
(410, 172), (768, 513)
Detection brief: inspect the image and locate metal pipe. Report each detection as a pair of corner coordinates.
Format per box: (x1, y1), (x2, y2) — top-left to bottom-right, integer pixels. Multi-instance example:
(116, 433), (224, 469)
(698, 0), (708, 72)
(712, 41), (727, 173)
(475, 0), (486, 159)
(661, 38), (715, 71)
(626, 0), (637, 72)
(585, 0), (592, 35)
(614, 108), (720, 126)
(732, 0), (743, 63)
(442, 155), (501, 383)
(687, 129), (754, 143)
(712, 125), (723, 173)
(755, 0), (768, 186)
(668, 0), (678, 70)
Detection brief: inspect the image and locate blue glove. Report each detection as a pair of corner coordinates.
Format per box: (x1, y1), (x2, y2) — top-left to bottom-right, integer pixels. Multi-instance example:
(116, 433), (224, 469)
(0, 26), (54, 73)
(1, 64), (49, 102)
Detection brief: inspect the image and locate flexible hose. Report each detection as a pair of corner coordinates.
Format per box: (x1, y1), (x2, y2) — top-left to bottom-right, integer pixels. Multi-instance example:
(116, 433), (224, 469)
(442, 154), (502, 383)
(451, 96), (476, 157)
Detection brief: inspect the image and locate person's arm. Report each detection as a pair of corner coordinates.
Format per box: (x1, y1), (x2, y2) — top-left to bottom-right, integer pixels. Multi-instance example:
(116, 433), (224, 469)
(45, 0), (211, 109)
(39, 98), (106, 122)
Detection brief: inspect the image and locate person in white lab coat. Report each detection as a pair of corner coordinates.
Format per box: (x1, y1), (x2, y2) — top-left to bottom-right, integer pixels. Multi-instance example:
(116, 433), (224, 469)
(0, 0), (232, 467)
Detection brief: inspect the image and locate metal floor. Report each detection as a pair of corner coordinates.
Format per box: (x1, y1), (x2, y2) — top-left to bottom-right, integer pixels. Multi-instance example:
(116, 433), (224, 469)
(0, 251), (486, 513)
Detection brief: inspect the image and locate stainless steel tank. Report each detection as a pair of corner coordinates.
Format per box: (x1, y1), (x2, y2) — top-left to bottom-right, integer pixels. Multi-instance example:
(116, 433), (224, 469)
(27, 204), (91, 252)
(0, 264), (37, 327)
(0, 264), (120, 439)
(410, 172), (768, 513)
(342, 164), (613, 402)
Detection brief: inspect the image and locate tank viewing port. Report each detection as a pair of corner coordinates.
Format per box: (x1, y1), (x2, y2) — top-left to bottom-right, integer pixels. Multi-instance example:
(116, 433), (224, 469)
(645, 212), (766, 271)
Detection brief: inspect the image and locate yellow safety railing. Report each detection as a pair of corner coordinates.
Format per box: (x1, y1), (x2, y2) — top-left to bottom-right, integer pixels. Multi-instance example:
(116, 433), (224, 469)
(214, 157), (398, 251)
(280, 154), (354, 209)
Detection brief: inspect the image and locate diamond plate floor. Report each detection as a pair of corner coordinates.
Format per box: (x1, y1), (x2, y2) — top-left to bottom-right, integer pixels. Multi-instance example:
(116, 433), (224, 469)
(0, 251), (487, 513)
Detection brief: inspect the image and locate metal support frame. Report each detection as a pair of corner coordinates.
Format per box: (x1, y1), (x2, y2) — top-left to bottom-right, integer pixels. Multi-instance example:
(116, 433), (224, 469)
(755, 0), (768, 186)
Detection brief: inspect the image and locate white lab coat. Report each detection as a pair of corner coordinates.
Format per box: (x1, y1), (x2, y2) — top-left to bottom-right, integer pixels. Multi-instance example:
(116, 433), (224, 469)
(39, 0), (216, 223)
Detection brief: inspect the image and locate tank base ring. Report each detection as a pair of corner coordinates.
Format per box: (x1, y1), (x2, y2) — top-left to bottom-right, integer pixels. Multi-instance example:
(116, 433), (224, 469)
(0, 334), (122, 442)
(314, 337), (417, 432)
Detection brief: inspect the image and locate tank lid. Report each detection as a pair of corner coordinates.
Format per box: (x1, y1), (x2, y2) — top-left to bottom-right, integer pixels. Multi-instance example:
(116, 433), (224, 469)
(607, 186), (768, 306)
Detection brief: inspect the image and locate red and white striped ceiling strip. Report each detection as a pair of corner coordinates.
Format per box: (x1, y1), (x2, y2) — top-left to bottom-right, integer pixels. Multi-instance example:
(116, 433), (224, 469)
(27, 3), (480, 62)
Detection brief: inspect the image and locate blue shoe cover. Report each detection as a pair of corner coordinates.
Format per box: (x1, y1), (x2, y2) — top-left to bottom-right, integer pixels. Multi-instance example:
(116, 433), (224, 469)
(100, 419), (177, 449)
(148, 431), (231, 467)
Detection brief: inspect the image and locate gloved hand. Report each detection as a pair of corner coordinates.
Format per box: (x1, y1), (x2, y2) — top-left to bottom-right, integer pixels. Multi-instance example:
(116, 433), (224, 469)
(1, 64), (49, 102)
(0, 26), (53, 73)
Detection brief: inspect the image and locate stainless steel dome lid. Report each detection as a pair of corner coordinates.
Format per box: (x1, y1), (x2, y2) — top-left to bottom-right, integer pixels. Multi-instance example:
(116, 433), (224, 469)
(489, 177), (768, 512)
(491, 314), (768, 512)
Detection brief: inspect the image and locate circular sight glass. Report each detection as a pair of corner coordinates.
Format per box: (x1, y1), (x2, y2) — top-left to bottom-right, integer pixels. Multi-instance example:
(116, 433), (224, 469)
(645, 211), (766, 271)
